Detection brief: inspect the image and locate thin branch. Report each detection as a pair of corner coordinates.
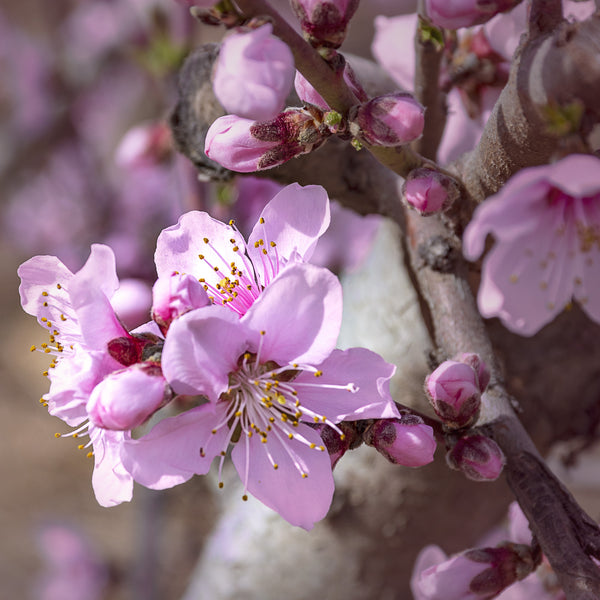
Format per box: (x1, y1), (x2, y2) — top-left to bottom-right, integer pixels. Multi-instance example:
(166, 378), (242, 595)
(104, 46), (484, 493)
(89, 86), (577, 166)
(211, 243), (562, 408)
(412, 0), (446, 160)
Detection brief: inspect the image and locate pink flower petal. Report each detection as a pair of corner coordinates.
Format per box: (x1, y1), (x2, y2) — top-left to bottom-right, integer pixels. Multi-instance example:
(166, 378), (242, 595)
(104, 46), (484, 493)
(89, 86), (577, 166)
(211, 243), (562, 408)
(121, 403), (231, 489)
(293, 348), (398, 421)
(231, 423), (334, 529)
(247, 183), (330, 270)
(90, 428), (133, 507)
(242, 263), (342, 365)
(162, 305), (259, 398)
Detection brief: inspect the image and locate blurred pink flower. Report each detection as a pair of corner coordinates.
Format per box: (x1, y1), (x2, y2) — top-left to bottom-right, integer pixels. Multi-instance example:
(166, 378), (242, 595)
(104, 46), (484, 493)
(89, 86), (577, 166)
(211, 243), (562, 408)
(463, 154), (600, 336)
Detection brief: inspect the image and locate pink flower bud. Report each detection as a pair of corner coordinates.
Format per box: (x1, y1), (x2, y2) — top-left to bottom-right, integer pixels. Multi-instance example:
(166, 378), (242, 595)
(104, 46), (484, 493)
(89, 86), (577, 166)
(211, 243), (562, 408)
(363, 416), (436, 467)
(213, 24), (295, 121)
(87, 365), (168, 431)
(425, 0), (519, 30)
(455, 352), (490, 393)
(205, 115), (278, 172)
(446, 435), (505, 481)
(349, 93), (425, 147)
(414, 544), (533, 600)
(115, 123), (172, 169)
(425, 360), (482, 429)
(291, 0), (359, 48)
(152, 273), (210, 333)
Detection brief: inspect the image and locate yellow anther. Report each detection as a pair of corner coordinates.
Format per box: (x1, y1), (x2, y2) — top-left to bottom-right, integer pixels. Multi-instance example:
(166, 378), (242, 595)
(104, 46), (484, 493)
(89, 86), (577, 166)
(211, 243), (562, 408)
(30, 345), (36, 352)
(270, 241), (276, 247)
(42, 371), (49, 377)
(41, 343), (48, 348)
(213, 266), (219, 272)
(261, 438), (267, 444)
(211, 429), (217, 434)
(247, 284), (252, 290)
(42, 291), (48, 296)
(220, 451), (226, 456)
(313, 416), (320, 423)
(301, 473), (308, 479)
(78, 444), (85, 450)
(54, 432), (61, 438)
(39, 397), (45, 403)
(198, 254), (205, 260)
(247, 431), (253, 437)
(276, 394), (286, 405)
(242, 494), (248, 501)
(229, 219), (235, 226)
(314, 370), (323, 377)
(72, 433), (78, 438)
(235, 411), (242, 418)
(254, 241), (260, 248)
(340, 434), (346, 441)
(262, 249), (267, 255)
(56, 283), (62, 289)
(259, 217), (265, 224)
(44, 348), (51, 354)
(43, 302), (48, 307)
(41, 317), (47, 322)
(273, 464), (278, 470)
(319, 445), (325, 451)
(322, 416), (327, 422)
(269, 417), (275, 423)
(60, 314), (67, 321)
(260, 330), (266, 336)
(87, 452), (93, 458)
(310, 443), (316, 449)
(218, 481), (224, 488)
(232, 246), (239, 252)
(288, 433), (293, 439)
(203, 237), (209, 243)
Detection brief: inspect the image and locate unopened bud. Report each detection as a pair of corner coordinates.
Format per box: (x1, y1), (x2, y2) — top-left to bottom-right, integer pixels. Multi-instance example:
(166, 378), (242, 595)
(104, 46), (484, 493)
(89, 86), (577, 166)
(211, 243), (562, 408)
(414, 542), (538, 600)
(425, 360), (481, 428)
(425, 0), (519, 30)
(447, 435), (505, 481)
(87, 364), (169, 431)
(290, 0), (359, 48)
(152, 273), (210, 333)
(348, 93), (424, 147)
(455, 353), (490, 393)
(403, 169), (459, 215)
(213, 24), (294, 121)
(363, 416), (436, 467)
(115, 122), (172, 169)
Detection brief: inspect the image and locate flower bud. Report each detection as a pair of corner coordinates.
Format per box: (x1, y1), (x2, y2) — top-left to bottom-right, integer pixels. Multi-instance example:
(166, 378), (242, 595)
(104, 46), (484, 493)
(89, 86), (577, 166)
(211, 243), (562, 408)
(425, 0), (519, 30)
(455, 352), (490, 393)
(363, 416), (436, 467)
(413, 543), (537, 600)
(115, 122), (172, 169)
(152, 273), (210, 333)
(291, 0), (359, 48)
(213, 24), (295, 121)
(87, 364), (169, 431)
(446, 435), (505, 481)
(348, 93), (424, 147)
(205, 115), (279, 172)
(425, 360), (482, 429)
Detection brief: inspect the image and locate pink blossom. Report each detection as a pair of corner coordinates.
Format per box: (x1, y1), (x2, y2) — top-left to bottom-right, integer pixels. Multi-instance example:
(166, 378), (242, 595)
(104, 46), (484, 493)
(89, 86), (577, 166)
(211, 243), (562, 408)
(213, 24), (294, 121)
(349, 93), (425, 147)
(463, 154), (600, 336)
(122, 264), (398, 529)
(154, 183), (331, 316)
(404, 173), (452, 215)
(18, 245), (165, 506)
(425, 360), (482, 428)
(205, 115), (279, 172)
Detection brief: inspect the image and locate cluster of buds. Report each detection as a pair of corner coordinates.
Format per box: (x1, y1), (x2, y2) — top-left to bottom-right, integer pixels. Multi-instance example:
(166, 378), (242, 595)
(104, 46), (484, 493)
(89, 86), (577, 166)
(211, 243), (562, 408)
(425, 0), (521, 30)
(414, 542), (540, 599)
(362, 413), (437, 468)
(402, 168), (461, 216)
(426, 353), (504, 481)
(290, 0), (359, 49)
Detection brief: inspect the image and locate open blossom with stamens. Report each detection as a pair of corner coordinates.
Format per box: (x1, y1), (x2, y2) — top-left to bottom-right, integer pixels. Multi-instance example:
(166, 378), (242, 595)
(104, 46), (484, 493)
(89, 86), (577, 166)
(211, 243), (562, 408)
(154, 182), (330, 317)
(463, 154), (600, 336)
(18, 244), (165, 506)
(121, 263), (399, 529)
